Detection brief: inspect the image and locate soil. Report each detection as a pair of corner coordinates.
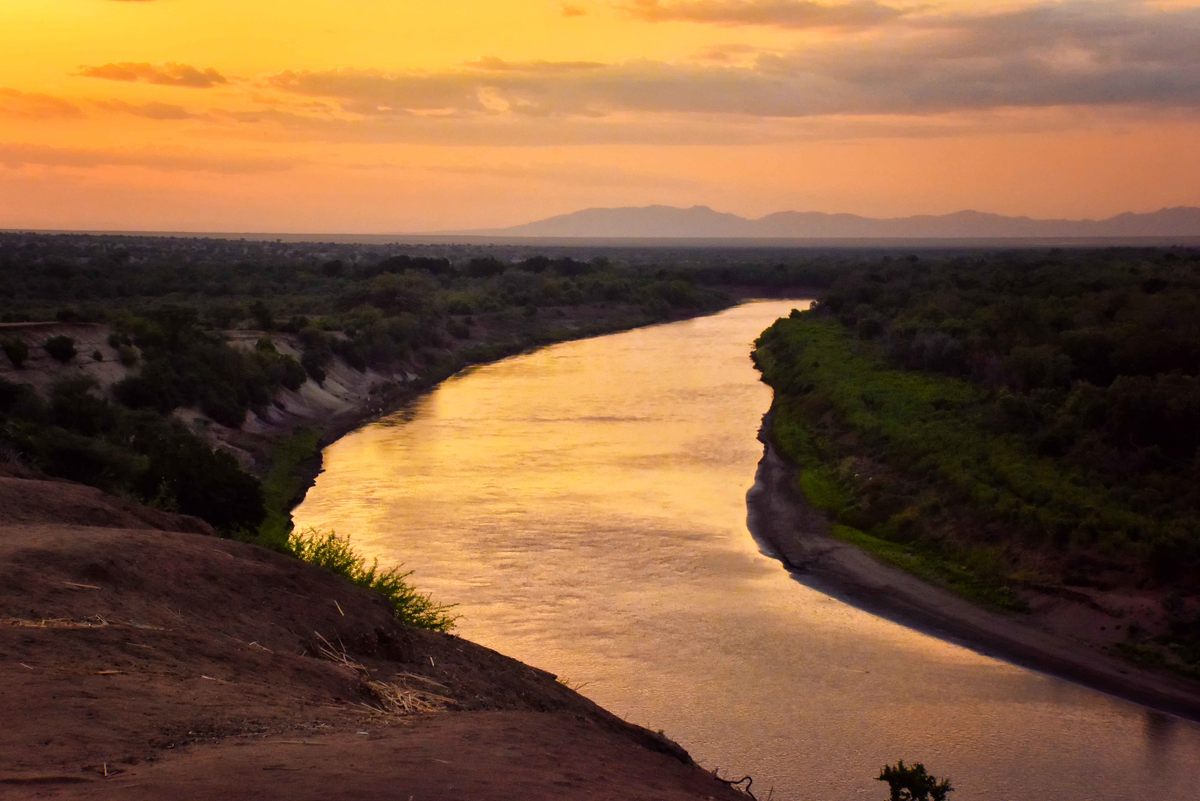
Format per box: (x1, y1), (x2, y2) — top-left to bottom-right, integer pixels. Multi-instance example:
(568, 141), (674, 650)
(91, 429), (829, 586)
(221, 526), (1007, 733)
(0, 470), (745, 801)
(746, 413), (1200, 721)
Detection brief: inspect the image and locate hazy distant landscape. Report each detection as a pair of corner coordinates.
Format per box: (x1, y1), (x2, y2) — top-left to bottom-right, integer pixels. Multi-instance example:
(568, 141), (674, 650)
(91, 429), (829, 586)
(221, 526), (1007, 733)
(467, 204), (1200, 241)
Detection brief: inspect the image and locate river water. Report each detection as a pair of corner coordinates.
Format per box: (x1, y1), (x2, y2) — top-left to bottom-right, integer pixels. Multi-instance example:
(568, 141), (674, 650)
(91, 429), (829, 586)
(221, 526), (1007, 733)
(294, 301), (1200, 800)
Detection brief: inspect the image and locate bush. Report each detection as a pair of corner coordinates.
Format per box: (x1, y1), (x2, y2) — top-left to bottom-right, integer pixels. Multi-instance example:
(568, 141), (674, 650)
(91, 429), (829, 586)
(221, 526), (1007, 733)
(138, 424), (265, 532)
(301, 350), (327, 384)
(877, 761), (953, 801)
(200, 389), (247, 428)
(2, 338), (28, 368)
(278, 355), (307, 391)
(43, 335), (77, 363)
(288, 529), (456, 632)
(50, 376), (115, 436)
(34, 427), (142, 491)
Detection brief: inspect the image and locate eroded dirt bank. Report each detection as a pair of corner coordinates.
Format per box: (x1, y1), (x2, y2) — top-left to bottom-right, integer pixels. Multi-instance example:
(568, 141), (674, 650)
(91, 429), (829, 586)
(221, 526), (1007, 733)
(746, 410), (1200, 722)
(0, 468), (746, 800)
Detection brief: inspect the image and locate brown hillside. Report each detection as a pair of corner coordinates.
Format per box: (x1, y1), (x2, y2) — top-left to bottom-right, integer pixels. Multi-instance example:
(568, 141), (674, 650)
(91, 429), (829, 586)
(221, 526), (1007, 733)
(0, 474), (743, 801)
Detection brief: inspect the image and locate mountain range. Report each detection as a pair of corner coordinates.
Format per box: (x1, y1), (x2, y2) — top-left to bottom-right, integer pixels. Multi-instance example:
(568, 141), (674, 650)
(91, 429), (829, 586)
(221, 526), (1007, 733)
(468, 205), (1200, 240)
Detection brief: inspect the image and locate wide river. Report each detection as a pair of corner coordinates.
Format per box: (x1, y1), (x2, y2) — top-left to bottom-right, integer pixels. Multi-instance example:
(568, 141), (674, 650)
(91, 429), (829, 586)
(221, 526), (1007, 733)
(295, 301), (1200, 800)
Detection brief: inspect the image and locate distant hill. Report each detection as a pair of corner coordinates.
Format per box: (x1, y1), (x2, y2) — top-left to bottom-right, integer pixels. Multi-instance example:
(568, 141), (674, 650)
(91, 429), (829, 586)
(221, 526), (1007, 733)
(473, 205), (1200, 239)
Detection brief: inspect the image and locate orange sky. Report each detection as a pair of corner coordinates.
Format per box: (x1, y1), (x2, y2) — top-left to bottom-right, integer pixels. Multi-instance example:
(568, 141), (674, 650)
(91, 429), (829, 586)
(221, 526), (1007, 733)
(1, 0), (1198, 233)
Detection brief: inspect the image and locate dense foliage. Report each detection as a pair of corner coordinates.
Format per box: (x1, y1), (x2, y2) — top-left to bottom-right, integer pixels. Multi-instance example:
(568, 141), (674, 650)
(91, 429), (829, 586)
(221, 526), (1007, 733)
(0, 375), (264, 531)
(755, 248), (1200, 669)
(0, 232), (737, 537)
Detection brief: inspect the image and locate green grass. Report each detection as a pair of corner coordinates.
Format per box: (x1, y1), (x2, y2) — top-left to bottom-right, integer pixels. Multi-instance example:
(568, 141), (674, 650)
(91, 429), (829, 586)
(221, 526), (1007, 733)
(755, 315), (1062, 613)
(756, 316), (1154, 560)
(289, 528), (457, 632)
(255, 428), (321, 550)
(830, 524), (1027, 612)
(1114, 641), (1200, 683)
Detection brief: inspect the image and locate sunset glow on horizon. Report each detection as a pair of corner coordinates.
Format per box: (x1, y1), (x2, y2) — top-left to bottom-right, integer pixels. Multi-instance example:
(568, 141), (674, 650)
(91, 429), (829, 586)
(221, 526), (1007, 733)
(2, 0), (1199, 233)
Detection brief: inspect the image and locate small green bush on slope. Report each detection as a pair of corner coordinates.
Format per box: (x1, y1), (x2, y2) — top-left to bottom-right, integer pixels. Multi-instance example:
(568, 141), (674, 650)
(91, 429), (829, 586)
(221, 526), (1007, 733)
(288, 528), (456, 632)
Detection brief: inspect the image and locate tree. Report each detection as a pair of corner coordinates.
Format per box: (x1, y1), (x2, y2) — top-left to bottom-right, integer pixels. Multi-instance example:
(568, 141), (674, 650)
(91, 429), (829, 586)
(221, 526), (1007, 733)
(2, 337), (28, 368)
(877, 761), (953, 801)
(43, 335), (77, 363)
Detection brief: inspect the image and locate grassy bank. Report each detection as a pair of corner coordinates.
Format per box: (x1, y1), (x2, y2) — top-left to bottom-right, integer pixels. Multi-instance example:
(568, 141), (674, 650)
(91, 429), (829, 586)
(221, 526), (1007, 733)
(258, 427), (323, 550)
(755, 315), (1036, 612)
(753, 248), (1200, 677)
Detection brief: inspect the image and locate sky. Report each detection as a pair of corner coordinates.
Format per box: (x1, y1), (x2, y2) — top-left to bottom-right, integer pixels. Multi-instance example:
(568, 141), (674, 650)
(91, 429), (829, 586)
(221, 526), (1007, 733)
(1, 0), (1199, 233)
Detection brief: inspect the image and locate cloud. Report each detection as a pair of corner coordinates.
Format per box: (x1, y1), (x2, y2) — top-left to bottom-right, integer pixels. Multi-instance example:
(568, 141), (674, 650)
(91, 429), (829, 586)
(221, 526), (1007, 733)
(465, 57), (606, 73)
(562, 3), (588, 15)
(623, 0), (910, 29)
(94, 99), (196, 120)
(264, 2), (1200, 120)
(0, 143), (297, 173)
(0, 88), (83, 118)
(78, 62), (228, 88)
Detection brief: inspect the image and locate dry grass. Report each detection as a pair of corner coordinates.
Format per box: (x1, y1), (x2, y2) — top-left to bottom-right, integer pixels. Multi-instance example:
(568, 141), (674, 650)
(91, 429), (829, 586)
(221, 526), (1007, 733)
(312, 631), (452, 715)
(0, 615), (165, 631)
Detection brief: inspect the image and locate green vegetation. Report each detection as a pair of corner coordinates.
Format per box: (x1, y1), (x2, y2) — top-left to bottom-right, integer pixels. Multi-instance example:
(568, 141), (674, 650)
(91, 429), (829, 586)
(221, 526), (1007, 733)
(877, 761), (953, 801)
(259, 428), (322, 550)
(0, 374), (264, 533)
(757, 317), (1026, 611)
(288, 528), (456, 632)
(0, 233), (735, 540)
(755, 249), (1200, 670)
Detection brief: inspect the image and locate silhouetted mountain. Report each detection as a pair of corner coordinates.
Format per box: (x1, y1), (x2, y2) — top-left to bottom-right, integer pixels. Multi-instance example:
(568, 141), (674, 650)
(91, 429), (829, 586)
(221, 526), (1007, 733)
(478, 205), (1200, 239)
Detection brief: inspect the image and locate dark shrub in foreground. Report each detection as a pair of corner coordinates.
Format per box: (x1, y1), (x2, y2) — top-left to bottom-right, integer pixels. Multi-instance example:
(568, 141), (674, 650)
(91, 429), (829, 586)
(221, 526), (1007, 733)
(2, 338), (28, 368)
(43, 335), (76, 363)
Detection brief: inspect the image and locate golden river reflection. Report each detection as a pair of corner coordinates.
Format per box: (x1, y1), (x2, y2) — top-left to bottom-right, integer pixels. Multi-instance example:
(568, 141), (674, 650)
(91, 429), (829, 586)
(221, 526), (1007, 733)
(296, 301), (1200, 801)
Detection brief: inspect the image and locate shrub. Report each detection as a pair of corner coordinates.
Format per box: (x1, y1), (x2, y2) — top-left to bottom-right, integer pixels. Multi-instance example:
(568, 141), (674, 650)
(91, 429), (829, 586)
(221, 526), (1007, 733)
(200, 389), (247, 428)
(138, 424), (265, 532)
(43, 335), (77, 363)
(877, 761), (953, 801)
(34, 427), (141, 491)
(288, 529), (456, 632)
(2, 338), (28, 368)
(50, 376), (115, 436)
(117, 345), (139, 367)
(278, 355), (307, 391)
(301, 350), (327, 384)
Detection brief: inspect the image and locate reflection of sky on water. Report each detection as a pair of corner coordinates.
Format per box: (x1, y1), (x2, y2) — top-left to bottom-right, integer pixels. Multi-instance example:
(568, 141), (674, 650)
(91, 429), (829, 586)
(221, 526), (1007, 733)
(297, 301), (1200, 801)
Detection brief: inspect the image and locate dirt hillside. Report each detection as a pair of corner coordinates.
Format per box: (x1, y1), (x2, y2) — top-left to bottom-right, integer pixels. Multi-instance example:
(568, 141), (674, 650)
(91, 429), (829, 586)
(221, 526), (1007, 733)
(0, 471), (745, 800)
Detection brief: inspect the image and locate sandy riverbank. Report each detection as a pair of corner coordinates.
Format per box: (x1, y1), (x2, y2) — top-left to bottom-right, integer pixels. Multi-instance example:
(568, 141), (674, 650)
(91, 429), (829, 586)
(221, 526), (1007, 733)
(746, 409), (1200, 722)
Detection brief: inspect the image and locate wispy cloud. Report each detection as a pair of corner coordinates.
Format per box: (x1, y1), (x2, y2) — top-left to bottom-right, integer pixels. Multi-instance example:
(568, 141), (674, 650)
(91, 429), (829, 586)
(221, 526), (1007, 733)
(78, 62), (228, 88)
(0, 143), (297, 173)
(259, 2), (1200, 123)
(0, 88), (83, 118)
(93, 99), (196, 120)
(623, 0), (910, 29)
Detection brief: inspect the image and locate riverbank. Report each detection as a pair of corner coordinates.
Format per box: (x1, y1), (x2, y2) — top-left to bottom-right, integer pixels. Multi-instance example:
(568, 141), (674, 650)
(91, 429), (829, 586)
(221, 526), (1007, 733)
(253, 300), (741, 546)
(0, 465), (748, 800)
(747, 408), (1200, 721)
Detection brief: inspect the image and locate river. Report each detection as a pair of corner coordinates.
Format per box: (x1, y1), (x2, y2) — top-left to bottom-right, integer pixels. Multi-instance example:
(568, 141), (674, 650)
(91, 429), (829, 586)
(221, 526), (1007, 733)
(294, 300), (1200, 800)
